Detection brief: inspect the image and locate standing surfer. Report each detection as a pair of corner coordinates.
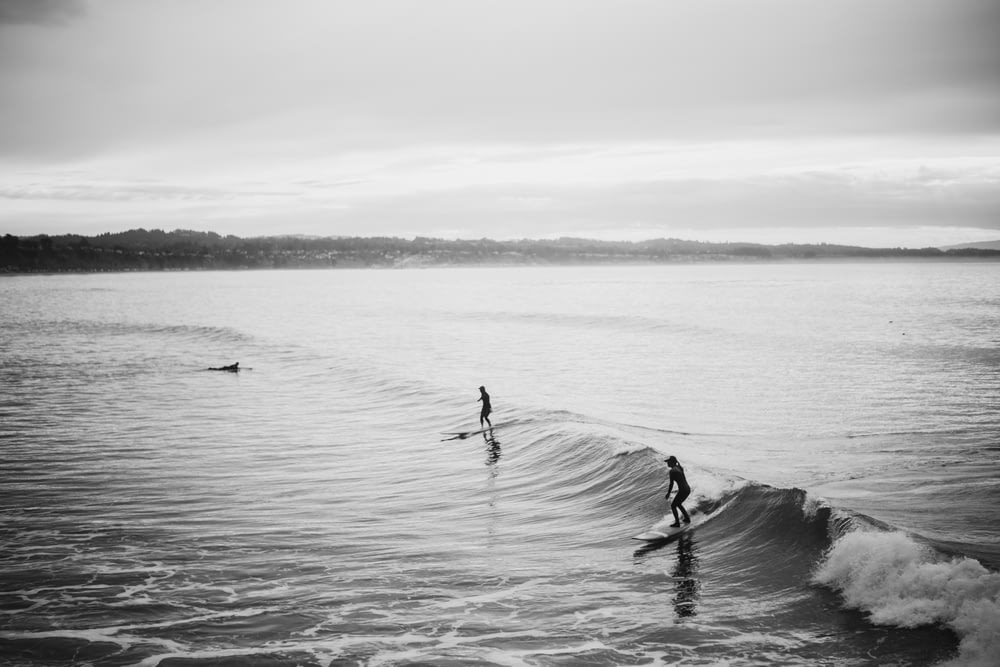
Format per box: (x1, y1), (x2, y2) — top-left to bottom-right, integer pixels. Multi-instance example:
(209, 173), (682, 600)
(478, 385), (493, 429)
(664, 455), (691, 527)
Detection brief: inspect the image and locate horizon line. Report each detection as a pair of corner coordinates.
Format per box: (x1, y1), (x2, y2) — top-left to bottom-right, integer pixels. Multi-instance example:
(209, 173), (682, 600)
(6, 227), (1000, 252)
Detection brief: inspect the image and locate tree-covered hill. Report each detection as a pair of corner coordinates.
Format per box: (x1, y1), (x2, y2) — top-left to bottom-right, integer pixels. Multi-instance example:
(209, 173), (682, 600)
(2, 228), (996, 273)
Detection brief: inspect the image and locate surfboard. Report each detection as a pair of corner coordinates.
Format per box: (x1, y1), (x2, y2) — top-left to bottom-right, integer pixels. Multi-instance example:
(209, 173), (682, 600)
(631, 523), (691, 542)
(631, 512), (699, 542)
(441, 425), (500, 440)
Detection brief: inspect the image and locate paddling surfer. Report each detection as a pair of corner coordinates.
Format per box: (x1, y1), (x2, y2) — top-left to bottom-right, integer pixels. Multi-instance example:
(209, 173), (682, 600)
(477, 385), (493, 429)
(664, 455), (691, 527)
(208, 362), (239, 372)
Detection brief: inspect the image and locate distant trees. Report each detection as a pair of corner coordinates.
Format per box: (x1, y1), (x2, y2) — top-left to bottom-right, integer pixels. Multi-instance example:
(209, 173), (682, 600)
(0, 228), (996, 274)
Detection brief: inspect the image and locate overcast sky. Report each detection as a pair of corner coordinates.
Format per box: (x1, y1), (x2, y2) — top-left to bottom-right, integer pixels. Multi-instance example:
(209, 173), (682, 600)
(1, 0), (998, 246)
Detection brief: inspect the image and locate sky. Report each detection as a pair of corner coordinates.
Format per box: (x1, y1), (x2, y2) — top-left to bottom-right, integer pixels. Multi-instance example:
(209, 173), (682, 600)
(1, 0), (999, 247)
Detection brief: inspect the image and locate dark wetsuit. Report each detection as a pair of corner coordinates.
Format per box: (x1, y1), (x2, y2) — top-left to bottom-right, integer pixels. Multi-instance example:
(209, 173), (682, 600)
(478, 388), (492, 426)
(667, 464), (691, 523)
(208, 362), (239, 372)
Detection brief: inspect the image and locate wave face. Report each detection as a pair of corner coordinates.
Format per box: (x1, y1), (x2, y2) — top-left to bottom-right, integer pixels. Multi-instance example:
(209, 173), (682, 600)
(2, 265), (998, 666)
(5, 411), (978, 667)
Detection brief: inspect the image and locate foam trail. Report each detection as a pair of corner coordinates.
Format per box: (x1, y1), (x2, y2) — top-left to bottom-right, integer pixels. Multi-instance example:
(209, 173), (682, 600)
(812, 530), (1000, 667)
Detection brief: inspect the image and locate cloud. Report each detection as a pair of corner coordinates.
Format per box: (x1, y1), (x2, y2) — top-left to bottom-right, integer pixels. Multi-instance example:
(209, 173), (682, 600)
(0, 1), (998, 245)
(2, 0), (998, 160)
(3, 137), (998, 242)
(322, 169), (1000, 238)
(0, 181), (236, 203)
(0, 0), (82, 26)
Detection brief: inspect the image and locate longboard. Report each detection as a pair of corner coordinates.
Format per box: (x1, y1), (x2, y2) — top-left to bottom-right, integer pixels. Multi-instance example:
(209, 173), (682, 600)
(632, 513), (699, 542)
(631, 523), (691, 542)
(441, 424), (501, 440)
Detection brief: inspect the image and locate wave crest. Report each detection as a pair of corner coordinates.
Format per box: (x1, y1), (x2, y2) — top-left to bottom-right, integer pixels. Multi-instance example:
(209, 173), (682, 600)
(812, 530), (1000, 667)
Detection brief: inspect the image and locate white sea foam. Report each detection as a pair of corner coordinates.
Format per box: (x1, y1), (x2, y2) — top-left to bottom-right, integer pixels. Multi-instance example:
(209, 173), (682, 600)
(799, 493), (830, 521)
(812, 530), (1000, 667)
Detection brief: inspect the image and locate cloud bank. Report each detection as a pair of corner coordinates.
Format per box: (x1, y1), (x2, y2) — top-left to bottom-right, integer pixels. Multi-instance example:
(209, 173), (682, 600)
(1, 0), (998, 246)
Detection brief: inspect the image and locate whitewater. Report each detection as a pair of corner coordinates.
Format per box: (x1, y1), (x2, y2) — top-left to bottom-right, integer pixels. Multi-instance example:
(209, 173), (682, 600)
(1, 261), (998, 666)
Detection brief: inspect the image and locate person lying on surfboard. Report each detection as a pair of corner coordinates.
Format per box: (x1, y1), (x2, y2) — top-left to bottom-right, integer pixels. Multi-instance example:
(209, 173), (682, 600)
(208, 362), (239, 372)
(477, 385), (493, 429)
(664, 455), (691, 527)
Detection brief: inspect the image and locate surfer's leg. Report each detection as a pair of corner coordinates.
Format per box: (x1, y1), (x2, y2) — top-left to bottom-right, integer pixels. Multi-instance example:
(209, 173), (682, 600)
(675, 490), (691, 522)
(669, 501), (681, 527)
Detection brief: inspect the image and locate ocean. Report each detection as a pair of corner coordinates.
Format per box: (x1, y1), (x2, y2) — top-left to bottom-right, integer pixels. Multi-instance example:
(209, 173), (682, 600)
(1, 261), (998, 666)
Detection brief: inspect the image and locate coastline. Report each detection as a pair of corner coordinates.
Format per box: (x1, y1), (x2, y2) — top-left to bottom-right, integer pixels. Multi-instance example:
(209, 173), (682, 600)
(3, 228), (999, 274)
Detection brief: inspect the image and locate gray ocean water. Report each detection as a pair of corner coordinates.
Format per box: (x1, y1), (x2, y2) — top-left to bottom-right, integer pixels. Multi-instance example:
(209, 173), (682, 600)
(2, 261), (999, 666)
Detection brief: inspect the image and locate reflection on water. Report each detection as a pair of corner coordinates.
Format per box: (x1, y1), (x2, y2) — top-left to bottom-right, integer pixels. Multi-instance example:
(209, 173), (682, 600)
(485, 432), (501, 468)
(671, 533), (700, 618)
(485, 433), (501, 540)
(633, 531), (701, 619)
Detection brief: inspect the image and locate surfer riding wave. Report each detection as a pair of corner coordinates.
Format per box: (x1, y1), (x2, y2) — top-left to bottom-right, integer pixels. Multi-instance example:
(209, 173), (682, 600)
(478, 385), (493, 429)
(665, 455), (691, 527)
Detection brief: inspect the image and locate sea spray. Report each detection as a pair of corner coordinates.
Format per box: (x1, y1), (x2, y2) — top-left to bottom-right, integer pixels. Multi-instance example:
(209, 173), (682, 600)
(812, 530), (1000, 666)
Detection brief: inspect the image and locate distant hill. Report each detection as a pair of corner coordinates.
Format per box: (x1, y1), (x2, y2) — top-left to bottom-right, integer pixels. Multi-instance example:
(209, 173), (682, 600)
(939, 240), (1000, 251)
(3, 228), (999, 273)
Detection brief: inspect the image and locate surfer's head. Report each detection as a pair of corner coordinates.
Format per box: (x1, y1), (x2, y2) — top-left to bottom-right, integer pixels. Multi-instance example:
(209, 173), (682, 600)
(665, 456), (678, 465)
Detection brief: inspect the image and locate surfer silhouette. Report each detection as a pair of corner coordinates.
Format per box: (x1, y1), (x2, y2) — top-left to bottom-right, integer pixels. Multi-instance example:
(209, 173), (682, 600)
(208, 362), (239, 372)
(477, 385), (493, 429)
(664, 455), (691, 527)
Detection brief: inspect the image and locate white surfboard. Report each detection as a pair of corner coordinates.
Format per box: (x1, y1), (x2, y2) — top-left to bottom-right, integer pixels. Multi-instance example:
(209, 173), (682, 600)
(631, 523), (691, 541)
(632, 512), (699, 542)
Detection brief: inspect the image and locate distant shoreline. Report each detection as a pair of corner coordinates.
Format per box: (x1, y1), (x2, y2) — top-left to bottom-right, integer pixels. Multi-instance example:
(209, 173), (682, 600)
(2, 228), (999, 274)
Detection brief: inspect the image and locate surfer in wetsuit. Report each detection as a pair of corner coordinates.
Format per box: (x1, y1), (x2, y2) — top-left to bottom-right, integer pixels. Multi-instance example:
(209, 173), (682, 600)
(478, 385), (493, 429)
(208, 362), (239, 372)
(664, 455), (691, 527)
